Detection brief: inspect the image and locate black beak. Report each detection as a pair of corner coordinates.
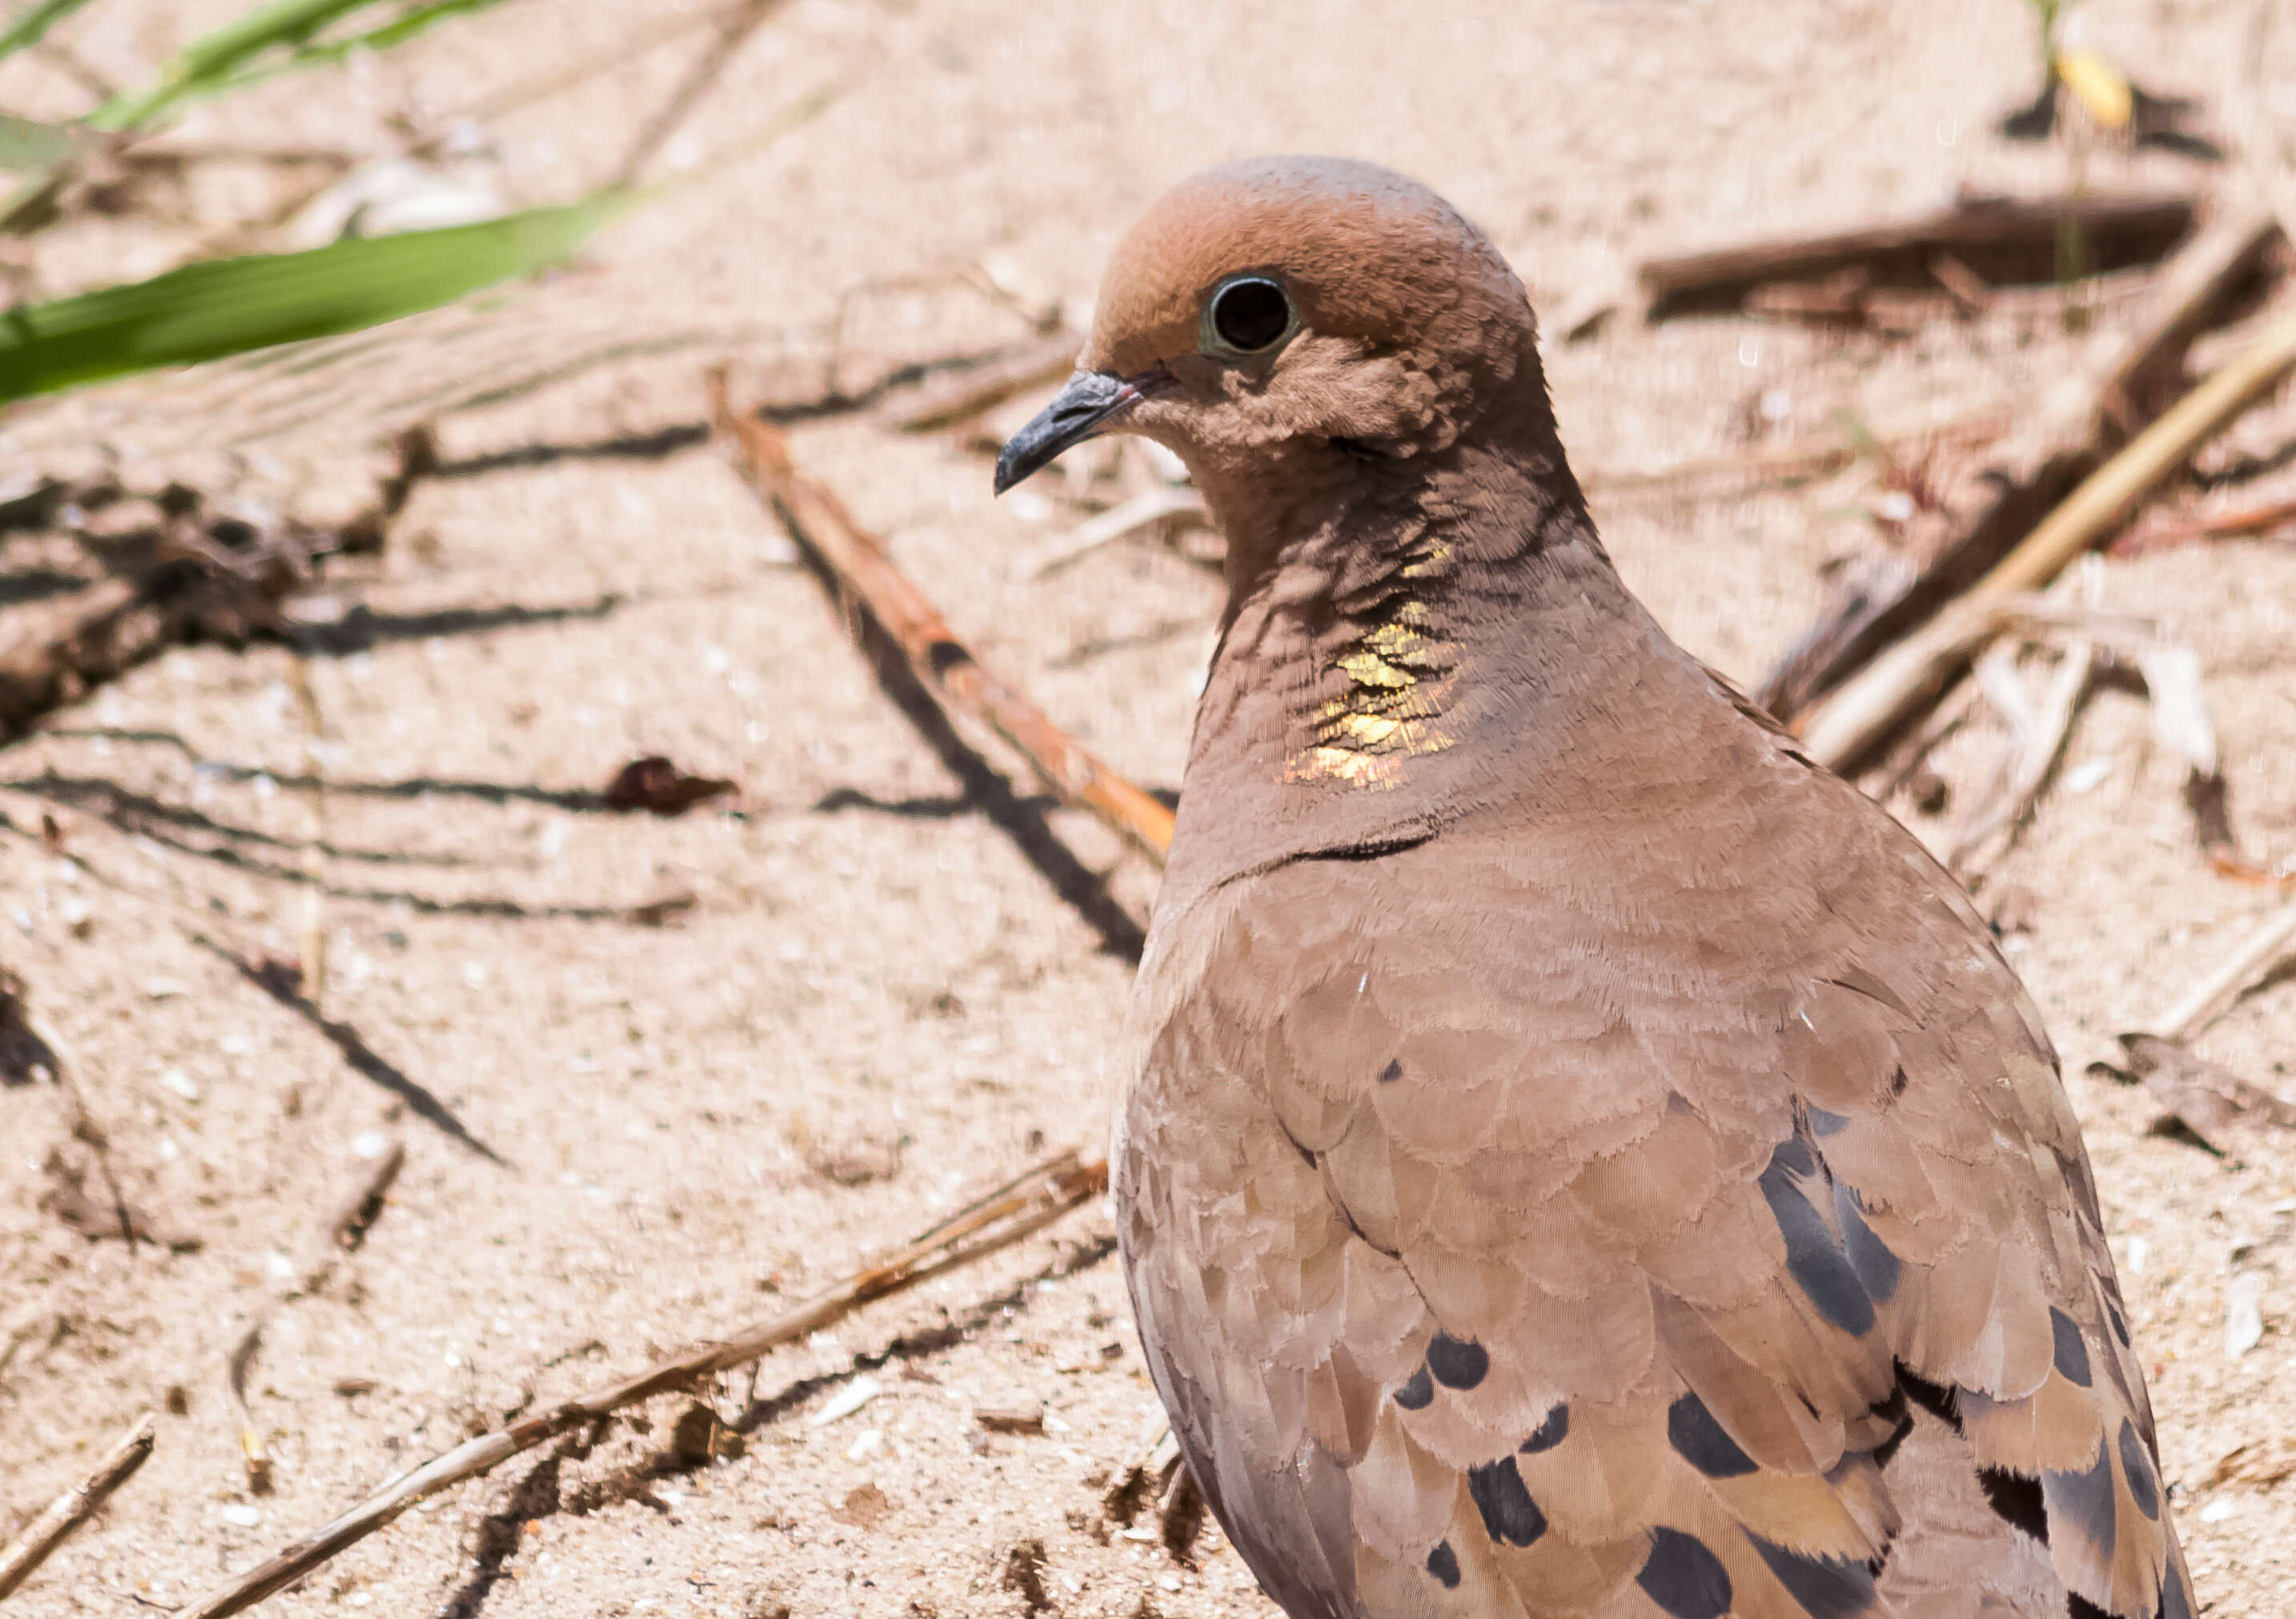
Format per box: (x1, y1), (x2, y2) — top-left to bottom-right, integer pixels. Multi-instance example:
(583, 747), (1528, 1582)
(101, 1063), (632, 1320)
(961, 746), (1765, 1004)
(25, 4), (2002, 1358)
(993, 370), (1145, 494)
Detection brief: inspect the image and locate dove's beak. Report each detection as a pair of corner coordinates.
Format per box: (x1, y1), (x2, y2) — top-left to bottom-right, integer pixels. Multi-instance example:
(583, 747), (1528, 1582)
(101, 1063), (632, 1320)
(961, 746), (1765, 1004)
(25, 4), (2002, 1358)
(993, 368), (1166, 494)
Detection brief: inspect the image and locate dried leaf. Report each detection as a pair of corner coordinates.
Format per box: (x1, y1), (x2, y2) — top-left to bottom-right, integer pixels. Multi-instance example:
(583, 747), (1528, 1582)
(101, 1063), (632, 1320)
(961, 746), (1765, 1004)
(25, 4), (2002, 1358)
(604, 756), (737, 816)
(833, 1482), (890, 1530)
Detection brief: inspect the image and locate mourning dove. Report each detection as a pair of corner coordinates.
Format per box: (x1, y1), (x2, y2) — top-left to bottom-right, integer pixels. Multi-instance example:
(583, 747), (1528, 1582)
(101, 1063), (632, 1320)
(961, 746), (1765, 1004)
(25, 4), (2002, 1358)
(997, 157), (2190, 1619)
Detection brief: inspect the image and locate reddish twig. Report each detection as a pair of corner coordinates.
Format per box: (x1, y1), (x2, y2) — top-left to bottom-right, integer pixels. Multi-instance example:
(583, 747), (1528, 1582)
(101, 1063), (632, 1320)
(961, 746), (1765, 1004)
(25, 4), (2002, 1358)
(709, 372), (1174, 861)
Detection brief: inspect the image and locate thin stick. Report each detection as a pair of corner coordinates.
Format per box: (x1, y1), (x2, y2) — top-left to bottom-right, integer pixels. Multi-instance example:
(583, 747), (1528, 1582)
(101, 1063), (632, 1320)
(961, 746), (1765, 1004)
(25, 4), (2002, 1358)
(0, 1412), (156, 1601)
(883, 329), (1081, 434)
(2112, 495), (2296, 556)
(1798, 308), (2296, 769)
(223, 1143), (407, 1496)
(171, 1150), (1105, 1619)
(1016, 486), (1207, 580)
(2138, 894), (2296, 1043)
(1945, 637), (2094, 872)
(709, 373), (1175, 861)
(610, 0), (786, 190)
(1756, 207), (2282, 723)
(1637, 191), (2197, 317)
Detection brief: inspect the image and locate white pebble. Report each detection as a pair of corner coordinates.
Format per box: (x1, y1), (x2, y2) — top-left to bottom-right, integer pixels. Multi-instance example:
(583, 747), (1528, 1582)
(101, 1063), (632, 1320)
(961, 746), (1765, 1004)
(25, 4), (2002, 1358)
(351, 1131), (389, 1159)
(220, 1504), (261, 1528)
(809, 1372), (882, 1427)
(2226, 1274), (2266, 1359)
(843, 1427), (885, 1462)
(158, 1069), (201, 1103)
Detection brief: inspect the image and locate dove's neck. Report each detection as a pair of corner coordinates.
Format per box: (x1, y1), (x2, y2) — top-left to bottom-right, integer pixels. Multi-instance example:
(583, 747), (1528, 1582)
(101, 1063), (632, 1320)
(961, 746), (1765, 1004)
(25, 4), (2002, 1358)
(1159, 391), (1695, 922)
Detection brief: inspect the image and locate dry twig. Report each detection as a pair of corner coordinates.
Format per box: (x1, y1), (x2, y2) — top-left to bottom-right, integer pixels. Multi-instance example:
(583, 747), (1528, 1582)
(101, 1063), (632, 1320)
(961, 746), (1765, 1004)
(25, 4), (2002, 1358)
(709, 372), (1175, 860)
(1014, 486), (1209, 580)
(0, 1412), (156, 1601)
(1797, 306), (2296, 770)
(223, 1143), (407, 1496)
(1758, 206), (2284, 725)
(882, 329), (1082, 434)
(1638, 190), (2198, 319)
(171, 1150), (1106, 1619)
(611, 0), (789, 189)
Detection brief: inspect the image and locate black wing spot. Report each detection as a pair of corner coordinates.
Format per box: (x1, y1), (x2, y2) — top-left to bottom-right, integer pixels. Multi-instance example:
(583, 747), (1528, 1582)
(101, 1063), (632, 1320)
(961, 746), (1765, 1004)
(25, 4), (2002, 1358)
(2162, 1560), (2196, 1619)
(1977, 1468), (2048, 1545)
(2119, 1418), (2160, 1521)
(2045, 1435), (2117, 1560)
(2050, 1308), (2093, 1387)
(1889, 1065), (1909, 1099)
(1807, 1105), (1851, 1137)
(1393, 1366), (1434, 1410)
(1833, 1182), (1903, 1305)
(1520, 1404), (1568, 1453)
(1666, 1392), (1757, 1479)
(2068, 1597), (2109, 1619)
(1466, 1456), (1547, 1547)
(1746, 1532), (1877, 1619)
(2102, 1290), (2132, 1349)
(1759, 1143), (1877, 1336)
(1379, 1058), (1403, 1083)
(1425, 1541), (1460, 1588)
(1637, 1528), (1732, 1619)
(1427, 1332), (1488, 1390)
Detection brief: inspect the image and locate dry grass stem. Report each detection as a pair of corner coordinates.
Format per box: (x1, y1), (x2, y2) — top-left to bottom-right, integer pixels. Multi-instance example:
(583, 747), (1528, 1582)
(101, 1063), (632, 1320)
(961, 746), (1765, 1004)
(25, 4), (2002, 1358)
(0, 1412), (156, 1601)
(1637, 190), (2198, 318)
(1946, 637), (2095, 873)
(710, 372), (1175, 860)
(1757, 207), (2285, 725)
(883, 329), (1082, 434)
(222, 1143), (407, 1496)
(1796, 307), (2296, 769)
(2137, 894), (2296, 1044)
(611, 0), (789, 190)
(171, 1149), (1106, 1619)
(1016, 486), (1209, 580)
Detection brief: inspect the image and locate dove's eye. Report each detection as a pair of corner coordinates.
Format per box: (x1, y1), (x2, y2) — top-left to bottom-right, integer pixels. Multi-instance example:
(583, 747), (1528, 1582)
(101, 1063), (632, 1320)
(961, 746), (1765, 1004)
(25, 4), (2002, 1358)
(1205, 275), (1293, 355)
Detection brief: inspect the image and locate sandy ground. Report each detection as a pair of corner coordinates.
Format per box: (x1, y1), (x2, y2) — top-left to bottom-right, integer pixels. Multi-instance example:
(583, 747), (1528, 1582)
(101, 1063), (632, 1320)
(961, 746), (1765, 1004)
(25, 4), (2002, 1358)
(3, 1), (2296, 1615)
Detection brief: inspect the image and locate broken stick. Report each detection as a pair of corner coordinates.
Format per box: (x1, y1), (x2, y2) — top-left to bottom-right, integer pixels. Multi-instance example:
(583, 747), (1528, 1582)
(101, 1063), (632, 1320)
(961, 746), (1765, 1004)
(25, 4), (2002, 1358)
(1798, 305), (2296, 771)
(0, 1412), (156, 1601)
(171, 1149), (1106, 1619)
(709, 372), (1175, 861)
(1756, 206), (2283, 725)
(1639, 190), (2198, 319)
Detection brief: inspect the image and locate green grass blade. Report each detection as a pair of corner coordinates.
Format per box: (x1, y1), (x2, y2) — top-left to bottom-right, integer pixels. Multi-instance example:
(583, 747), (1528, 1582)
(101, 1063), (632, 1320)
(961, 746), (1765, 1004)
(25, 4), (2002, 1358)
(89, 0), (389, 130)
(0, 190), (630, 403)
(0, 112), (88, 174)
(131, 0), (515, 120)
(0, 0), (97, 60)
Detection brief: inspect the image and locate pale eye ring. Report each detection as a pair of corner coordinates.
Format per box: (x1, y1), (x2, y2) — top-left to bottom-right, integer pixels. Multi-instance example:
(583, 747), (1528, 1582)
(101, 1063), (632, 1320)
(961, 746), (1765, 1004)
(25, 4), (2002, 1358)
(1204, 275), (1293, 355)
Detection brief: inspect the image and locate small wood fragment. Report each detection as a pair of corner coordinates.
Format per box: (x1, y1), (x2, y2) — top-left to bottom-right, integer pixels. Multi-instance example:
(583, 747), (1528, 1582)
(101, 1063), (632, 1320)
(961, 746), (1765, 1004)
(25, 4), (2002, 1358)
(1638, 190), (2198, 319)
(171, 1149), (1105, 1619)
(974, 1405), (1046, 1436)
(1758, 207), (2283, 727)
(709, 372), (1174, 861)
(1798, 307), (2296, 770)
(0, 1412), (156, 1600)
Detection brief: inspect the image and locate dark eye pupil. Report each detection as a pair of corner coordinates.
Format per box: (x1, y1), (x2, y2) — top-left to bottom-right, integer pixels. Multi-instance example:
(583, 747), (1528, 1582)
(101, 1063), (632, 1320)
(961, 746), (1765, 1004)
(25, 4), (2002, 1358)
(1212, 279), (1289, 352)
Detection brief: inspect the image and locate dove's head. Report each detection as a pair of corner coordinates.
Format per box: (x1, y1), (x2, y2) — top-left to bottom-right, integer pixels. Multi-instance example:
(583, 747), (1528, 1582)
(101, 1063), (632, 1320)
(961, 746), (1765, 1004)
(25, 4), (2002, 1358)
(994, 156), (1552, 509)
